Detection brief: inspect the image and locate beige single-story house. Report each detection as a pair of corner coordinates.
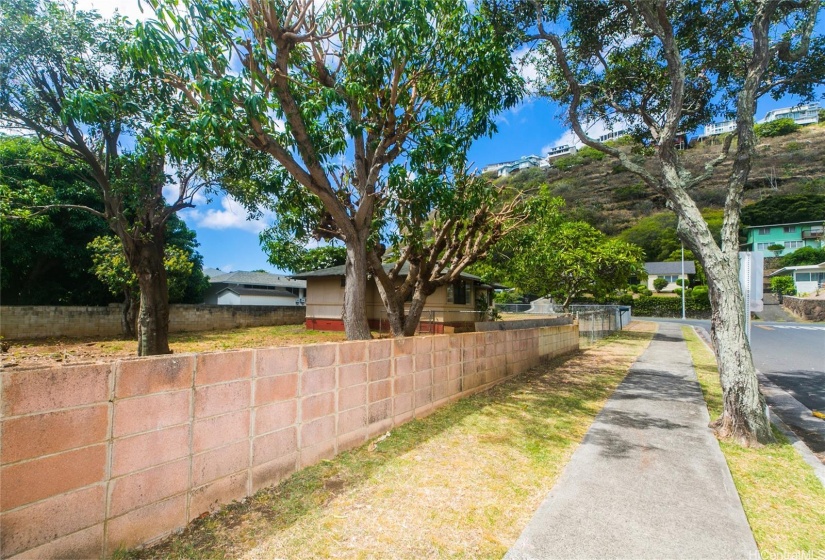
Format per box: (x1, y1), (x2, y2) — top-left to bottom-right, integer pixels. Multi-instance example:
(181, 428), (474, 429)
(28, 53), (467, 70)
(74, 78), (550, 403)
(769, 261), (825, 294)
(645, 261), (695, 292)
(291, 263), (499, 333)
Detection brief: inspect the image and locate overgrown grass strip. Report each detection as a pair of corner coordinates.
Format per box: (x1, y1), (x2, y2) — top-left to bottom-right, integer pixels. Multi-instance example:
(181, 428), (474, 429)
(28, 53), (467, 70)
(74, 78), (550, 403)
(682, 326), (825, 558)
(121, 323), (655, 560)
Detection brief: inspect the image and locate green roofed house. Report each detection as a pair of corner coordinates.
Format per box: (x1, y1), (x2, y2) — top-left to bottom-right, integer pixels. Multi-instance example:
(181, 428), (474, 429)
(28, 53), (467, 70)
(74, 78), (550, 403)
(291, 263), (501, 333)
(743, 221), (824, 257)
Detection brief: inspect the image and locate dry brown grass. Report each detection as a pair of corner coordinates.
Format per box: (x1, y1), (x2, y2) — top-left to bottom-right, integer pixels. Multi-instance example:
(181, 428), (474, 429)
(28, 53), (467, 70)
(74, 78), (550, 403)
(120, 322), (656, 560)
(1, 325), (348, 369)
(683, 326), (825, 558)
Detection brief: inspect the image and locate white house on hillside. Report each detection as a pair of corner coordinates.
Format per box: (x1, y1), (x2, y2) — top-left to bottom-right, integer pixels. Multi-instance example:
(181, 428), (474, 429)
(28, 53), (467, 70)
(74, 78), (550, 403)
(644, 261), (696, 292)
(204, 270), (306, 306)
(769, 262), (825, 295)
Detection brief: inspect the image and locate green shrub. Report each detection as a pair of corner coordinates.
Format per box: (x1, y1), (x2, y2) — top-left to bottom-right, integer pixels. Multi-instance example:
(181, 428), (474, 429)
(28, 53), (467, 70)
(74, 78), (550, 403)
(674, 287), (682, 297)
(642, 288), (653, 296)
(780, 246), (825, 266)
(692, 286), (709, 301)
(614, 182), (647, 201)
(577, 146), (607, 160)
(754, 118), (800, 138)
(637, 284), (648, 293)
(629, 284), (640, 294)
(767, 243), (784, 256)
(785, 141), (803, 152)
(653, 277), (669, 292)
(630, 295), (712, 318)
(770, 275), (796, 296)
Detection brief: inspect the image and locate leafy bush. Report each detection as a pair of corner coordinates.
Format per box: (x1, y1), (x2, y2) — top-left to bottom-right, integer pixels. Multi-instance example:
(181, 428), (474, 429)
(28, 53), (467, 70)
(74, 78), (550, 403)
(494, 290), (524, 304)
(630, 295), (712, 318)
(754, 118), (800, 138)
(614, 182), (647, 201)
(642, 288), (653, 296)
(780, 246), (825, 266)
(770, 275), (796, 296)
(637, 284), (648, 293)
(629, 284), (640, 294)
(674, 287), (682, 297)
(577, 146), (607, 160)
(692, 286), (709, 301)
(785, 141), (803, 152)
(653, 277), (669, 292)
(767, 243), (784, 256)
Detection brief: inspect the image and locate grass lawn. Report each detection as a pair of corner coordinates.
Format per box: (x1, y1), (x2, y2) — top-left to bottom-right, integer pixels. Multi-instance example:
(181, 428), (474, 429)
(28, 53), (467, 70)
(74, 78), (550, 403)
(2, 324), (348, 369)
(682, 326), (825, 558)
(119, 322), (656, 560)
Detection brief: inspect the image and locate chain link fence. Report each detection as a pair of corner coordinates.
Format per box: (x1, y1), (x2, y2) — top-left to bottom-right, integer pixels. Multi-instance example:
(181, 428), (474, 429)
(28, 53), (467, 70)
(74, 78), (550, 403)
(570, 304), (631, 347)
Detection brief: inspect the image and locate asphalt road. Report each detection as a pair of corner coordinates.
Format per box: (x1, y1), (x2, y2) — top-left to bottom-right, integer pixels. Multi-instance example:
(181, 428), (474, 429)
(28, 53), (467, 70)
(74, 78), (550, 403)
(652, 318), (824, 411)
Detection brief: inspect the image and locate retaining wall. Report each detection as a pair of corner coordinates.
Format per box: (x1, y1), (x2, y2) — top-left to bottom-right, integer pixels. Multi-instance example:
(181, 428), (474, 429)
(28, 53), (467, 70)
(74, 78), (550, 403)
(0, 305), (306, 340)
(0, 324), (579, 559)
(782, 296), (825, 322)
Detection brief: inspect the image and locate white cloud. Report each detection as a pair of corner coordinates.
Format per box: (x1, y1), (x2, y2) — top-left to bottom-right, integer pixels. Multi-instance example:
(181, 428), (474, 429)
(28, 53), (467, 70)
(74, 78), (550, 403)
(162, 183), (208, 207)
(186, 195), (273, 234)
(513, 46), (538, 85)
(75, 0), (151, 22)
(541, 120), (629, 154)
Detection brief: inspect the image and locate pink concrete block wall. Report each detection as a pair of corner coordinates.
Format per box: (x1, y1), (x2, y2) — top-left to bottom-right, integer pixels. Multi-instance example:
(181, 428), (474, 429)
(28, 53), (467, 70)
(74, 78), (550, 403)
(0, 323), (578, 558)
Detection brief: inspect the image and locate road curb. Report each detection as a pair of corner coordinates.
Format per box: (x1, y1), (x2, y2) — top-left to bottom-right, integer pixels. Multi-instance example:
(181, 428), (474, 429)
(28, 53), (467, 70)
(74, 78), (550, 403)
(691, 326), (825, 489)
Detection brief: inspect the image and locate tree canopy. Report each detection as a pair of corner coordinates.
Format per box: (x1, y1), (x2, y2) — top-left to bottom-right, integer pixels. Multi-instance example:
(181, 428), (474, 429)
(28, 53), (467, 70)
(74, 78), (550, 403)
(480, 190), (644, 309)
(740, 194), (825, 227)
(0, 0), (215, 354)
(133, 0), (522, 339)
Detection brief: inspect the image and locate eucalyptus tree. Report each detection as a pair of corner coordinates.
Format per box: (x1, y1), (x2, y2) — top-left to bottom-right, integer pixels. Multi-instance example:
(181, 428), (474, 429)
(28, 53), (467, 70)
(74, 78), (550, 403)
(0, 0), (213, 355)
(134, 0), (520, 339)
(490, 0), (824, 444)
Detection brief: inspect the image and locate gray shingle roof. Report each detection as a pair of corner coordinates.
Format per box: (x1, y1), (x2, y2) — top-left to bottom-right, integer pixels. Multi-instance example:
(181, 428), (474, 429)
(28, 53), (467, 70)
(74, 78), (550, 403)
(291, 262), (485, 282)
(217, 286), (298, 298)
(644, 261), (696, 275)
(208, 271), (306, 288)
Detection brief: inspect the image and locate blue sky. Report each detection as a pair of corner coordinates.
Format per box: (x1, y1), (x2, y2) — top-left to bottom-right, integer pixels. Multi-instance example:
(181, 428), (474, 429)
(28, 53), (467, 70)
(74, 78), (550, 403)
(83, 0), (823, 274)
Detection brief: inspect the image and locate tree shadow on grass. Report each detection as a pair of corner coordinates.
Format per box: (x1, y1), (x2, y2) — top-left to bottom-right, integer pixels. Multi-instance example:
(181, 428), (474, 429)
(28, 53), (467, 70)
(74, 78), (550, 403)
(124, 331), (651, 560)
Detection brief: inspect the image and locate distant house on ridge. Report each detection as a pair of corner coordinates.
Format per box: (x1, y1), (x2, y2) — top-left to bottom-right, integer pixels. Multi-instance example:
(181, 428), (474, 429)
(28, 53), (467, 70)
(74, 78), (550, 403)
(204, 270), (306, 306)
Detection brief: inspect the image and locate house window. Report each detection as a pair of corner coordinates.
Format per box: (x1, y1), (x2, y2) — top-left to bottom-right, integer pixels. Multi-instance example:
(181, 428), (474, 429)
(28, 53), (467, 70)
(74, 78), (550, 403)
(796, 273), (811, 281)
(758, 227), (771, 235)
(784, 240), (804, 249)
(448, 280), (467, 304)
(340, 276), (346, 287)
(783, 226), (796, 233)
(756, 243), (772, 251)
(660, 275), (680, 283)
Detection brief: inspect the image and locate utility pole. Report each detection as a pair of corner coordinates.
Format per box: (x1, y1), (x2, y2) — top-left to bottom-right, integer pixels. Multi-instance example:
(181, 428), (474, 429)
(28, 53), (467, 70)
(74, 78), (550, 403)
(681, 242), (686, 320)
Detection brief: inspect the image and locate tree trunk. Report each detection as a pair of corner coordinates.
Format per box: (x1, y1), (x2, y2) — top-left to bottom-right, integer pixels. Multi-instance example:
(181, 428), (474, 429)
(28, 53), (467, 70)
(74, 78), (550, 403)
(403, 289), (429, 337)
(342, 234), (373, 340)
(704, 259), (773, 445)
(134, 238), (171, 356)
(121, 291), (137, 339)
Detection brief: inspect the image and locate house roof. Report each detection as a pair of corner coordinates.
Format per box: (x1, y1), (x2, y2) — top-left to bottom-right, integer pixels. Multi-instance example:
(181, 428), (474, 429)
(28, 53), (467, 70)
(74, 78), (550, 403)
(769, 262), (825, 276)
(743, 220), (824, 229)
(291, 262), (489, 283)
(208, 271), (306, 288)
(203, 267), (224, 278)
(644, 261), (696, 275)
(217, 286), (299, 298)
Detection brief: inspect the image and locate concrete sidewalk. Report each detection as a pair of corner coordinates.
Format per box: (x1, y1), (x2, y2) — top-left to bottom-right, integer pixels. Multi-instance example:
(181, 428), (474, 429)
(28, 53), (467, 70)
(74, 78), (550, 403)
(506, 323), (758, 560)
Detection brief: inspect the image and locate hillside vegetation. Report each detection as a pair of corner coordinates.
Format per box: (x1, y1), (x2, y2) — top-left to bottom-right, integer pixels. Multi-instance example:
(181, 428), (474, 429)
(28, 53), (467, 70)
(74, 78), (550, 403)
(492, 124), (825, 237)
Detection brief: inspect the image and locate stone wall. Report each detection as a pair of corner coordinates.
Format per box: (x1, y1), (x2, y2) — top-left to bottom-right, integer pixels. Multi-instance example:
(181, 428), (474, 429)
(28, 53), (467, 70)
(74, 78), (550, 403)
(0, 305), (306, 340)
(782, 296), (825, 322)
(0, 324), (579, 559)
